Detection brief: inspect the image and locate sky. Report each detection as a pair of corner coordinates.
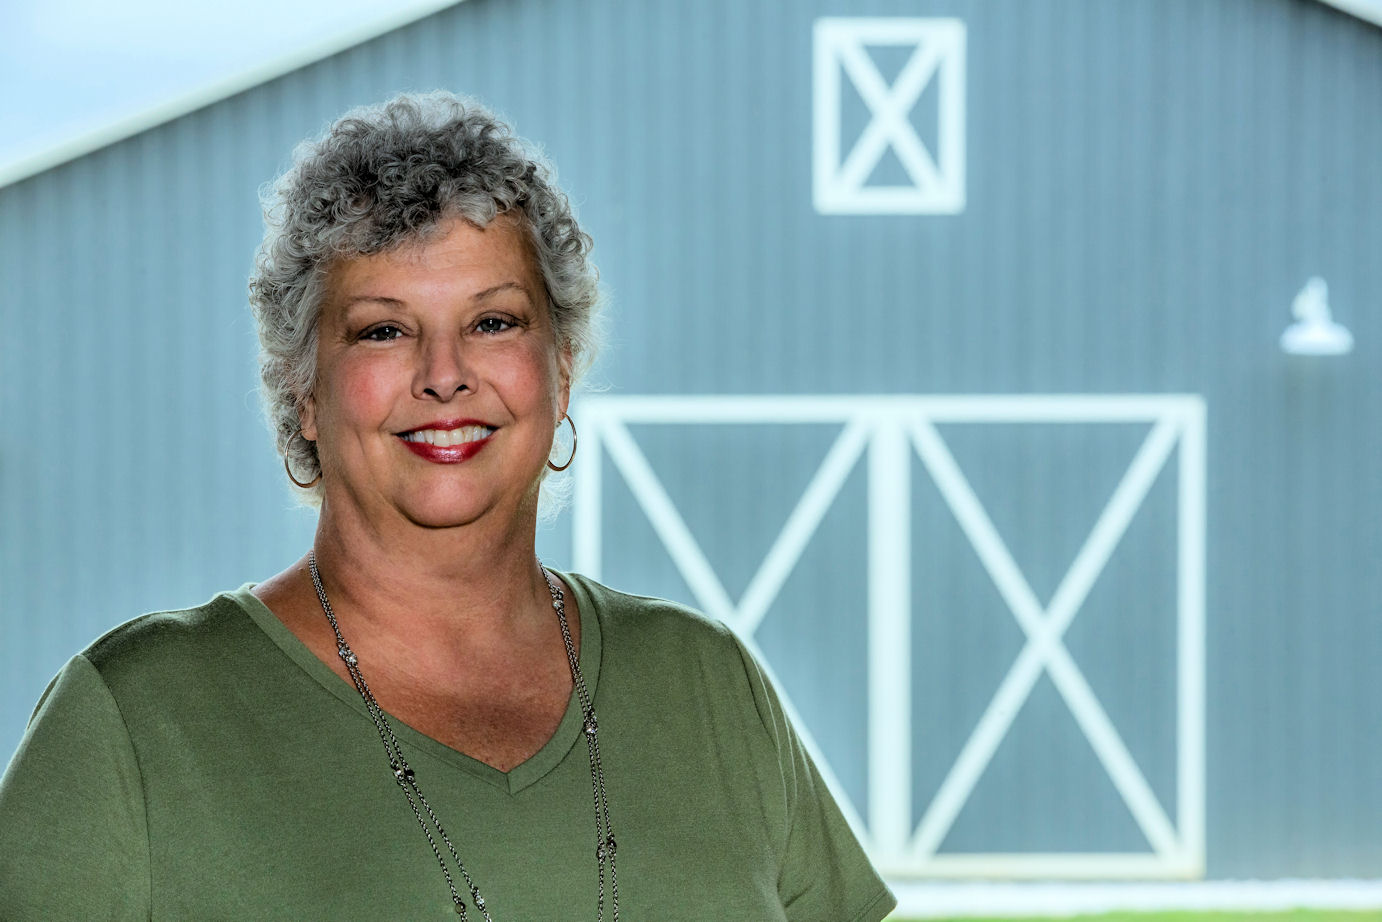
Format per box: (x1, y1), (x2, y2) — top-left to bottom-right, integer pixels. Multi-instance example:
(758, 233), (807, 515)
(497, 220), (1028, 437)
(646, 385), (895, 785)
(0, 0), (464, 186)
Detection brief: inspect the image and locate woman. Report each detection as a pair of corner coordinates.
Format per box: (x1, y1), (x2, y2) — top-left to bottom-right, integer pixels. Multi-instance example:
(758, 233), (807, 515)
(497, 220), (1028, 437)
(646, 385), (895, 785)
(0, 93), (895, 921)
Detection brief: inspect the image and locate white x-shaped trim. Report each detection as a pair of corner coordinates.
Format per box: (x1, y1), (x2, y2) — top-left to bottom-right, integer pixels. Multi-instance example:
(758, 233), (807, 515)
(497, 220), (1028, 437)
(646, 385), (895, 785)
(907, 417), (1182, 860)
(813, 18), (966, 214)
(577, 412), (874, 841)
(835, 37), (945, 193)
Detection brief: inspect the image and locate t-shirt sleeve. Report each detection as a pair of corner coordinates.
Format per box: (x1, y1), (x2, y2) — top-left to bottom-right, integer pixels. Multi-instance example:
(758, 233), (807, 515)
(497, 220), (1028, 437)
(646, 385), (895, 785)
(0, 654), (151, 919)
(730, 637), (897, 922)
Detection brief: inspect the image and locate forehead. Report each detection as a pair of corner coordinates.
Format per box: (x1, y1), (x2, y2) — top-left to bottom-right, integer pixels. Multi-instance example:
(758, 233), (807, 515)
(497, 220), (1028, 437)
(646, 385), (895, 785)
(326, 213), (543, 304)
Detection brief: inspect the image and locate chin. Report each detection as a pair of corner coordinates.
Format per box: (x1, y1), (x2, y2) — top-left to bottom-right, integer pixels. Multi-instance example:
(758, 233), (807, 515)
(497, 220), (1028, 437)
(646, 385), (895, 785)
(399, 492), (494, 529)
(401, 480), (541, 531)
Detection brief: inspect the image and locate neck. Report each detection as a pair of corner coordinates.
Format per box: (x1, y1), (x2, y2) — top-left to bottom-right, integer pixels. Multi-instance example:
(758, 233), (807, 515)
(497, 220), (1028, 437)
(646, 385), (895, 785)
(309, 497), (551, 650)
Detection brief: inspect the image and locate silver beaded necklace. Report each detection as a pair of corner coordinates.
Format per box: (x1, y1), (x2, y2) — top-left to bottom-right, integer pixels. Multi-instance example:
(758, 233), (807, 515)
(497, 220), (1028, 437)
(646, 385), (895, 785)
(307, 551), (619, 920)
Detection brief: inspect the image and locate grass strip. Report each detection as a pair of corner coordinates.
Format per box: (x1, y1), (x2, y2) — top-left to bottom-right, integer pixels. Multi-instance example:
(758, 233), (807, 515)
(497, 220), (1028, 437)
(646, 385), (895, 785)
(890, 913), (1382, 922)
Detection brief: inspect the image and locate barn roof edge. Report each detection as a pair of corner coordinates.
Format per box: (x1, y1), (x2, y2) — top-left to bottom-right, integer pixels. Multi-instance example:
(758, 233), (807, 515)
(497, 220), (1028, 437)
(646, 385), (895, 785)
(1316, 0), (1382, 28)
(0, 0), (470, 191)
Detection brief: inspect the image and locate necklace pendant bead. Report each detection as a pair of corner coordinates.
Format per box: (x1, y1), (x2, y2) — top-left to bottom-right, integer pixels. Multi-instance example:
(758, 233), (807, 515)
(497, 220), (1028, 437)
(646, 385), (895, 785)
(337, 646), (357, 666)
(583, 715), (598, 735)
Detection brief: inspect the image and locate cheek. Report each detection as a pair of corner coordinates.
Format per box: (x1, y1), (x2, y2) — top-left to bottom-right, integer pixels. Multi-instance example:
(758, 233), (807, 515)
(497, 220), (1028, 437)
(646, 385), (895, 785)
(316, 354), (401, 432)
(496, 345), (565, 414)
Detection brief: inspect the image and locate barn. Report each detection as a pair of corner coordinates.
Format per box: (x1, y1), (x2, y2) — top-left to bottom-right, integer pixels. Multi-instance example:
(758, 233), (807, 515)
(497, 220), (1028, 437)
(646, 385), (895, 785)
(1, 0), (1378, 909)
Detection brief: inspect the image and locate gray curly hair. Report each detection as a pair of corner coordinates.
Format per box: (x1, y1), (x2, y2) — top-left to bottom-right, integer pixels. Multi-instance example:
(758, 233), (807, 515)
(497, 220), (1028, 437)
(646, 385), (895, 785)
(248, 91), (600, 504)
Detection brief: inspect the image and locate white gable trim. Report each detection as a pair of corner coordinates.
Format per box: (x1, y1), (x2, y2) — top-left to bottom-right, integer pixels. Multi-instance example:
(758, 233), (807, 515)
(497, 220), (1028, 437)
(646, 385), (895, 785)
(0, 0), (468, 190)
(1316, 0), (1382, 28)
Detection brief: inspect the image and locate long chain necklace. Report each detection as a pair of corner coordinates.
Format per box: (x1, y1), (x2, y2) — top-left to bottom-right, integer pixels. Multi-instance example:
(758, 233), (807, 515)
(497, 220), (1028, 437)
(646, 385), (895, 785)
(307, 551), (619, 920)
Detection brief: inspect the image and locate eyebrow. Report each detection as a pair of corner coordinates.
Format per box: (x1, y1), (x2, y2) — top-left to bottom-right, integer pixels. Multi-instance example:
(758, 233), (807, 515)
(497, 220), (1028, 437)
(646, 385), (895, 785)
(471, 281), (531, 302)
(339, 295), (405, 310)
(337, 282), (531, 310)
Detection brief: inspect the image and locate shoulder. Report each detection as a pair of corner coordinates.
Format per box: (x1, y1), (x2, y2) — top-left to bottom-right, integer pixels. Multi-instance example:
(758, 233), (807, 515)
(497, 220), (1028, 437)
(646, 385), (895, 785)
(562, 572), (783, 728)
(564, 572), (746, 660)
(77, 588), (265, 696)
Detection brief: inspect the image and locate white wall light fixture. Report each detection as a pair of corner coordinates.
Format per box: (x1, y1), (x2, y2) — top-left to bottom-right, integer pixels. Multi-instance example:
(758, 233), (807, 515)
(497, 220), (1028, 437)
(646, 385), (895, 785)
(1280, 277), (1354, 356)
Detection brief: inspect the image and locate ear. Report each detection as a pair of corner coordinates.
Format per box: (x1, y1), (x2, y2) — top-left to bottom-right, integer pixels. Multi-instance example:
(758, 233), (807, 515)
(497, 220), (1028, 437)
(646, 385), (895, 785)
(299, 396), (319, 443)
(556, 346), (573, 419)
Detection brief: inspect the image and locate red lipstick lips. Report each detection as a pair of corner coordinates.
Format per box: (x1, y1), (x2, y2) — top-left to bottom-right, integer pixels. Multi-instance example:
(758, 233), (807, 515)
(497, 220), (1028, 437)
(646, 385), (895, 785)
(396, 420), (495, 464)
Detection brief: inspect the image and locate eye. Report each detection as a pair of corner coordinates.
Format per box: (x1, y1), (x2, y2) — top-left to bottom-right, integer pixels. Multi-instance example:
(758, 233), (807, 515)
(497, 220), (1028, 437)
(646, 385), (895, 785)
(475, 315), (517, 335)
(359, 323), (404, 342)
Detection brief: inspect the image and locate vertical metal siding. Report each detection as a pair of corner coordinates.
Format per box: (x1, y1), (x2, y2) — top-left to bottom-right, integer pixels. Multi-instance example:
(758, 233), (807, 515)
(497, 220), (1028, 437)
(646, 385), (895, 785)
(2, 0), (1379, 879)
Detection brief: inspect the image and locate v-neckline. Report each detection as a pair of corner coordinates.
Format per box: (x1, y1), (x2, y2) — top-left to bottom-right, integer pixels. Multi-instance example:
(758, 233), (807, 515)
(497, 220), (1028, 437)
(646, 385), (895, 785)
(231, 570), (602, 795)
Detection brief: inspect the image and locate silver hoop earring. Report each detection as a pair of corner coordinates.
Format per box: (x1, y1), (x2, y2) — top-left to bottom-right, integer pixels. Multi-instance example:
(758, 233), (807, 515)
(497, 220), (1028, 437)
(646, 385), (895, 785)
(285, 430), (322, 489)
(547, 414), (578, 472)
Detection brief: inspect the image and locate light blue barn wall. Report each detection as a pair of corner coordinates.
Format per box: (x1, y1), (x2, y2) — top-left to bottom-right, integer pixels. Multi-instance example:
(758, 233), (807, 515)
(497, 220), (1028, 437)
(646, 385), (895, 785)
(2, 0), (1379, 878)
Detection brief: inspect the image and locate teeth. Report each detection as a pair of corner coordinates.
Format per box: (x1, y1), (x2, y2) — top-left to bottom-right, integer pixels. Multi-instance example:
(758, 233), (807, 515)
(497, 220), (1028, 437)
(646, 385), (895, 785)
(402, 426), (494, 447)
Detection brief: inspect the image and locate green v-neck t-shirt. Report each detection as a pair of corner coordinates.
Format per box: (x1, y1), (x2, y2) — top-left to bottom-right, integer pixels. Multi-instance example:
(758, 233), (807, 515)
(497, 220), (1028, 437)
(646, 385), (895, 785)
(1, 573), (895, 921)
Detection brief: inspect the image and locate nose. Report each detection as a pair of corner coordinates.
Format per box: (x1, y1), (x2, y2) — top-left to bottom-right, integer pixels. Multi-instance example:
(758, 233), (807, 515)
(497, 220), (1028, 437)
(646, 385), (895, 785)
(413, 335), (472, 400)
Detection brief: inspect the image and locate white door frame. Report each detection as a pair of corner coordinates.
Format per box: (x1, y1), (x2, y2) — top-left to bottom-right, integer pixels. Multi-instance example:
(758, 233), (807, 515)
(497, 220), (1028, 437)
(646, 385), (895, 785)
(572, 394), (1206, 879)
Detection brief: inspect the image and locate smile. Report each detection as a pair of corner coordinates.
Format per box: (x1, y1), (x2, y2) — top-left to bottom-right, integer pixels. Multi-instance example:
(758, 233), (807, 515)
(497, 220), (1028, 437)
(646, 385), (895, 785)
(399, 425), (495, 447)
(396, 422), (497, 463)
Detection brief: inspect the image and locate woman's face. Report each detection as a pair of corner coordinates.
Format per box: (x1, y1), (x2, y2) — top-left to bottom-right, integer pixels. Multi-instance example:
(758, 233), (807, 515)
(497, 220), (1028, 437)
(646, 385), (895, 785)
(301, 214), (569, 530)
